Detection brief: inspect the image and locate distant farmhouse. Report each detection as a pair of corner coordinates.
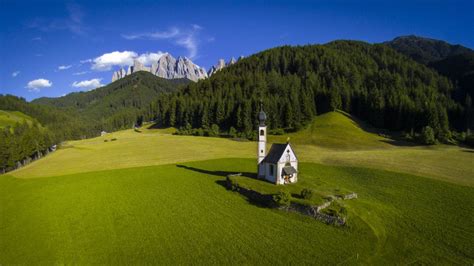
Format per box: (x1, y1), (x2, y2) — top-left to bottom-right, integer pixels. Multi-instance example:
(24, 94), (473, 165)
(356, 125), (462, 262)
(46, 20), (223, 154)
(257, 106), (298, 184)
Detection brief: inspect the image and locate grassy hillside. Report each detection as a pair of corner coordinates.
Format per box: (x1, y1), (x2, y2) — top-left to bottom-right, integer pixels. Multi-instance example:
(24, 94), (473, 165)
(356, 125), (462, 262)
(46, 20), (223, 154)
(1, 159), (473, 264)
(2, 109), (473, 263)
(269, 111), (390, 150)
(11, 112), (474, 186)
(0, 110), (35, 128)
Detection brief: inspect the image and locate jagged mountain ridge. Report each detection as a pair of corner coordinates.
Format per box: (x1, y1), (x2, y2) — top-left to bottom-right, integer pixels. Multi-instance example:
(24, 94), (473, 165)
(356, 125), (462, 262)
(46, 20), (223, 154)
(112, 53), (208, 82)
(207, 56), (243, 76)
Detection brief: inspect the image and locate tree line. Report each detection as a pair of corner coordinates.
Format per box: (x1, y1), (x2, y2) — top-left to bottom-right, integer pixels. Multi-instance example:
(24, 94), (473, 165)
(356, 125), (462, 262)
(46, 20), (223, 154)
(150, 41), (458, 142)
(0, 121), (55, 173)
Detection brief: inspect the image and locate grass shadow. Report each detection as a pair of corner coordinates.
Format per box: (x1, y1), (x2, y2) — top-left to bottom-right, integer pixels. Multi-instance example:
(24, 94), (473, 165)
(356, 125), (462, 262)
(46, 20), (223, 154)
(379, 139), (420, 147)
(176, 164), (257, 179)
(176, 164), (271, 208)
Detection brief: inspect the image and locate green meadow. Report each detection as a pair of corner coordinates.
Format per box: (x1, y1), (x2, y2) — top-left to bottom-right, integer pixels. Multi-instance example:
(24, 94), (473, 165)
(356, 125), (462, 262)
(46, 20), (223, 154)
(0, 110), (34, 128)
(1, 112), (473, 264)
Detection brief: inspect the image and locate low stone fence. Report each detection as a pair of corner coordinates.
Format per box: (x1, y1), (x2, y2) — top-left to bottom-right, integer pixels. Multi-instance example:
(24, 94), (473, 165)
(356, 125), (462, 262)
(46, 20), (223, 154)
(225, 174), (357, 226)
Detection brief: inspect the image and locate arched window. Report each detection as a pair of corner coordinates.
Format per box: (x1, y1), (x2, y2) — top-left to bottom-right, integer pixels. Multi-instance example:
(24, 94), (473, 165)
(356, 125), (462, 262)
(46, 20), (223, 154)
(260, 129), (264, 136)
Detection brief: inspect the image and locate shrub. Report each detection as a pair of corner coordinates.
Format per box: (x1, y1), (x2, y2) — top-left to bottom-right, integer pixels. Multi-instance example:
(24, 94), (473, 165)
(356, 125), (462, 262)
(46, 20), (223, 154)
(421, 126), (436, 145)
(208, 124), (220, 137)
(465, 134), (474, 147)
(111, 138), (117, 141)
(273, 190), (291, 207)
(225, 176), (239, 191)
(300, 188), (314, 200)
(229, 127), (237, 138)
(269, 128), (285, 135)
(103, 139), (108, 142)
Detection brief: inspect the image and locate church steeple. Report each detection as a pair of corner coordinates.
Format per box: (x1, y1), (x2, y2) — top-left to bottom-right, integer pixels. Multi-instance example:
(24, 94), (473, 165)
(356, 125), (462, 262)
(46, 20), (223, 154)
(257, 103), (267, 177)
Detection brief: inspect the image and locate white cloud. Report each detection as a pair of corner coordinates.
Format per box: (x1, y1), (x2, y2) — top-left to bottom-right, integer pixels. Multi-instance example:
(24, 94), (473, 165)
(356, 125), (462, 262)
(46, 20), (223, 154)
(12, 71), (20, 77)
(90, 51), (137, 71)
(72, 78), (104, 90)
(32, 37), (42, 41)
(88, 51), (165, 71)
(135, 52), (166, 65)
(26, 78), (52, 92)
(58, 65), (72, 70)
(121, 25), (204, 59)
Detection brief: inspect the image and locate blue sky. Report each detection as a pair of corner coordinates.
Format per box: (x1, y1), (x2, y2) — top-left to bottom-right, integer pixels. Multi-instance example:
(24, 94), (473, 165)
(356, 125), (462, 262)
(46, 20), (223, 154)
(1, 0), (473, 101)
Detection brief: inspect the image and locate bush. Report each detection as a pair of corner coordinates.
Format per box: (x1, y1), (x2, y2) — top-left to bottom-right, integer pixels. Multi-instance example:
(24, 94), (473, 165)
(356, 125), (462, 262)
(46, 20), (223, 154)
(103, 139), (108, 142)
(273, 190), (291, 207)
(421, 126), (436, 145)
(225, 176), (239, 191)
(111, 138), (117, 141)
(228, 127), (237, 138)
(208, 124), (220, 137)
(465, 134), (474, 147)
(269, 128), (285, 135)
(301, 188), (314, 200)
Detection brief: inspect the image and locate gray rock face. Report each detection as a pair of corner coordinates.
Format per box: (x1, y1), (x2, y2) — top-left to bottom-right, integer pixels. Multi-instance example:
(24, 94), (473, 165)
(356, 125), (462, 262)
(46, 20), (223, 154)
(207, 56), (242, 77)
(112, 68), (127, 82)
(111, 53), (207, 82)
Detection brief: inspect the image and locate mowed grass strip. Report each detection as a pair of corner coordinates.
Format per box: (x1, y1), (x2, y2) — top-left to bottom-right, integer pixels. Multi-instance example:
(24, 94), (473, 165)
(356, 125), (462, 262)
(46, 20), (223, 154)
(1, 158), (473, 264)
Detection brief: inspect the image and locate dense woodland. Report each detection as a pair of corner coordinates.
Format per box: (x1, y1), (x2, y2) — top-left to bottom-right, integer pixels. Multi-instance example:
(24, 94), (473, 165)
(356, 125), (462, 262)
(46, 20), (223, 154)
(386, 35), (474, 131)
(151, 41), (459, 141)
(0, 121), (55, 173)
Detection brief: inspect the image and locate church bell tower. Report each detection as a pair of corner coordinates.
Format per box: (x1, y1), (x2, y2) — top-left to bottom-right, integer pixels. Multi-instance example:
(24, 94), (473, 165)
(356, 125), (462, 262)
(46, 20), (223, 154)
(257, 105), (267, 177)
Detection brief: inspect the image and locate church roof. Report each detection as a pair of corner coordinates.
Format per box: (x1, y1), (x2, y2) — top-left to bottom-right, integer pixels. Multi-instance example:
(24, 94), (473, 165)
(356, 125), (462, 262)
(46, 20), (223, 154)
(261, 143), (293, 164)
(282, 166), (297, 175)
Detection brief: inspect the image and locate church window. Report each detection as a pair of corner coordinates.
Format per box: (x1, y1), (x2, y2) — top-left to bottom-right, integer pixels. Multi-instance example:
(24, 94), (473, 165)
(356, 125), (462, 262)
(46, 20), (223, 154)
(269, 164), (274, 176)
(261, 149), (263, 154)
(260, 129), (264, 136)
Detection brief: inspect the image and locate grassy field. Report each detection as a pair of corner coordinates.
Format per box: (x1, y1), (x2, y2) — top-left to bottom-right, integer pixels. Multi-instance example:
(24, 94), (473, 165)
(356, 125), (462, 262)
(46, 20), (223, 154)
(1, 159), (473, 264)
(0, 110), (34, 128)
(2, 111), (473, 264)
(12, 112), (474, 186)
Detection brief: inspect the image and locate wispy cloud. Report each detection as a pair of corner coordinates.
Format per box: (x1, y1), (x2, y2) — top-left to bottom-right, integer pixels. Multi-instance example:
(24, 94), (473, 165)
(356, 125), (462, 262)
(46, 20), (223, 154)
(121, 27), (180, 40)
(73, 71), (88, 75)
(32, 37), (42, 41)
(27, 2), (87, 36)
(58, 65), (72, 70)
(121, 25), (205, 59)
(26, 78), (52, 92)
(72, 78), (104, 90)
(12, 71), (20, 77)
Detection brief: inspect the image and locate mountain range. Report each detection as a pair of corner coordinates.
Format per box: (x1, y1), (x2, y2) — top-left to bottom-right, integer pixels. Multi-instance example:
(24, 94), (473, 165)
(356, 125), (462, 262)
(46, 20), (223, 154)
(111, 54), (243, 82)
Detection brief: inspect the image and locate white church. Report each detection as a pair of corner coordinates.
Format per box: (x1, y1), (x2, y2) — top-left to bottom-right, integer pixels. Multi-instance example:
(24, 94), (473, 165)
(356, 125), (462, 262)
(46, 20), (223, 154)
(257, 106), (298, 185)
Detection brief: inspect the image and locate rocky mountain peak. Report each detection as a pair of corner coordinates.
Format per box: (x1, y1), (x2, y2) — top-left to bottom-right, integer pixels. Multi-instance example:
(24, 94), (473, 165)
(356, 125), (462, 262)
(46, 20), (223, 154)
(112, 53), (207, 82)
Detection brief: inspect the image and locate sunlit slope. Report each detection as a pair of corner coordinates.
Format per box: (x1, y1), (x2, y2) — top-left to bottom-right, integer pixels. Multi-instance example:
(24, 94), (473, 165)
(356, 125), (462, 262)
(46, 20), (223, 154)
(269, 111), (391, 150)
(0, 110), (35, 128)
(9, 113), (474, 185)
(11, 129), (255, 178)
